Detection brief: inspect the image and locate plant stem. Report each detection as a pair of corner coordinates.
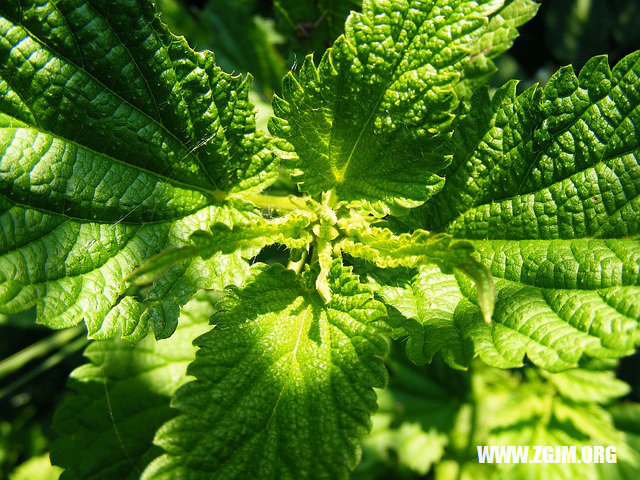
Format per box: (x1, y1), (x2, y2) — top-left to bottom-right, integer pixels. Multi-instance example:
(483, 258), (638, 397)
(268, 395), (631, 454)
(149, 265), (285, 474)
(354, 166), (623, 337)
(0, 336), (88, 400)
(287, 249), (308, 274)
(0, 325), (85, 381)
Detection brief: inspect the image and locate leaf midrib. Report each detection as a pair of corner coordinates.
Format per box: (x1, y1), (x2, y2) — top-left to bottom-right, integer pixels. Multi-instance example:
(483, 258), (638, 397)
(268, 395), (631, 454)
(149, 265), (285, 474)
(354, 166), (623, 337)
(333, 0), (493, 187)
(442, 154), (639, 238)
(435, 58), (640, 229)
(330, 1), (429, 183)
(4, 13), (219, 190)
(0, 123), (214, 196)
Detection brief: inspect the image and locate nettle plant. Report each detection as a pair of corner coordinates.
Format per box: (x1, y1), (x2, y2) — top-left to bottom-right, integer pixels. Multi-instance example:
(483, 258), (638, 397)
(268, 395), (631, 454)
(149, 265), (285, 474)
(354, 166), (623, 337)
(1, 0), (640, 478)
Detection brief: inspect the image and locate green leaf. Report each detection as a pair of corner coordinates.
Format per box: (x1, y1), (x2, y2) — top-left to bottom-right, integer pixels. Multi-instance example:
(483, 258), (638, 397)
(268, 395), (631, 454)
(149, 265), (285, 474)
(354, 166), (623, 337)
(314, 221), (339, 303)
(50, 293), (216, 479)
(201, 0), (286, 98)
(192, 210), (316, 256)
(126, 210), (316, 287)
(0, 198), (256, 341)
(543, 368), (631, 404)
(387, 54), (640, 372)
(366, 265), (474, 369)
(9, 454), (61, 480)
(387, 422), (448, 475)
(271, 0), (537, 215)
(0, 0), (277, 340)
(354, 350), (467, 479)
(482, 377), (640, 478)
(338, 220), (495, 322)
(338, 222), (474, 270)
(144, 262), (388, 480)
(598, 403), (640, 480)
(483, 379), (638, 479)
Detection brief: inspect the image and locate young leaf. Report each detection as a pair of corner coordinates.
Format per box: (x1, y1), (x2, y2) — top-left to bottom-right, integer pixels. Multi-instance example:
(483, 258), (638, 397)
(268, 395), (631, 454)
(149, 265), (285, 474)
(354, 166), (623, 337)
(367, 265), (475, 369)
(385, 55), (640, 372)
(543, 368), (631, 404)
(0, 0), (276, 340)
(144, 262), (388, 480)
(191, 210), (316, 257)
(337, 223), (475, 270)
(125, 210), (316, 287)
(271, 0), (538, 215)
(337, 221), (494, 321)
(51, 293), (216, 479)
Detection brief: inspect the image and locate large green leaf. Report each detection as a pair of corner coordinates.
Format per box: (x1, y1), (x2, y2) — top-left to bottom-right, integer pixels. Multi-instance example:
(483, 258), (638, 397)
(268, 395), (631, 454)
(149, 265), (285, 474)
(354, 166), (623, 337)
(382, 53), (640, 372)
(0, 0), (276, 340)
(50, 293), (215, 479)
(270, 0), (538, 215)
(144, 262), (388, 480)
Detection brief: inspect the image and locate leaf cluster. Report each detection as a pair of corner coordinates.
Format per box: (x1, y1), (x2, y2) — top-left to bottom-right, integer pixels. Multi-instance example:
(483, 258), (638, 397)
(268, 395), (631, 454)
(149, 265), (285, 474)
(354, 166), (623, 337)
(0, 0), (639, 479)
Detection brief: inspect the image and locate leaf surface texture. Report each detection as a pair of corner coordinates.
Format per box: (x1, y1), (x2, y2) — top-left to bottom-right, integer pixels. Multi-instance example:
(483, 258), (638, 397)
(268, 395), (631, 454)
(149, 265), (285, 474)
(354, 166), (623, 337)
(0, 0), (276, 339)
(144, 263), (388, 480)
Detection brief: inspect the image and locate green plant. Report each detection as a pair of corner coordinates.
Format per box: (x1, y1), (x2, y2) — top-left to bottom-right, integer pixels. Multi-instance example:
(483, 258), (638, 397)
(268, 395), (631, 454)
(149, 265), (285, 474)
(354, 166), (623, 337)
(0, 0), (639, 478)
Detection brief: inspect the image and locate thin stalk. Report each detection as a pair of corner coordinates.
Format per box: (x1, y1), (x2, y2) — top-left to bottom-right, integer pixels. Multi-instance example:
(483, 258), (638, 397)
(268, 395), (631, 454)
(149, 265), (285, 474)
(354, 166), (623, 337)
(310, 240), (319, 267)
(0, 336), (88, 400)
(287, 249), (308, 274)
(0, 325), (85, 381)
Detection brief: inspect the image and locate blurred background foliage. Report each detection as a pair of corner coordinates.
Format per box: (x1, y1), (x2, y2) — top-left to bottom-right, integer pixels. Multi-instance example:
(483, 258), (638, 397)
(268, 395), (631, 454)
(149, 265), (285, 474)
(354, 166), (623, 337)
(2, 1), (639, 479)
